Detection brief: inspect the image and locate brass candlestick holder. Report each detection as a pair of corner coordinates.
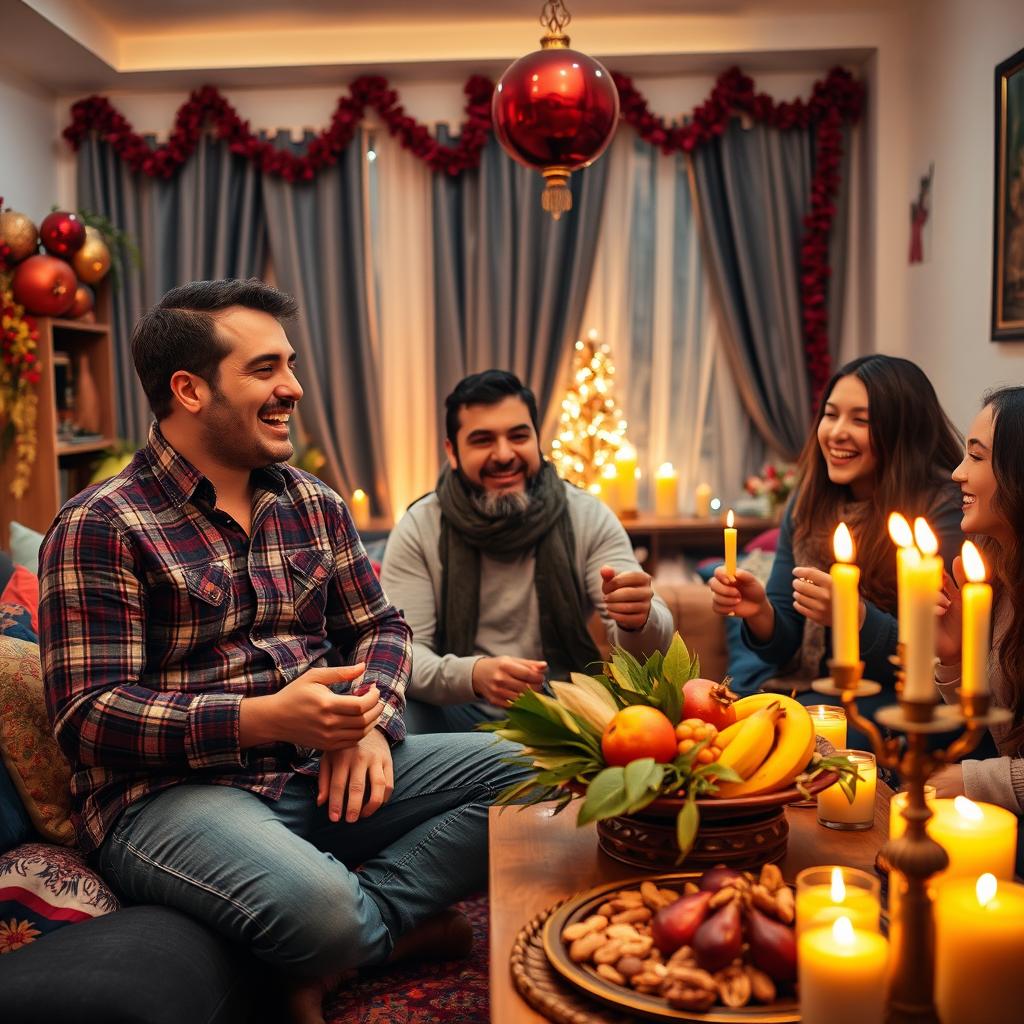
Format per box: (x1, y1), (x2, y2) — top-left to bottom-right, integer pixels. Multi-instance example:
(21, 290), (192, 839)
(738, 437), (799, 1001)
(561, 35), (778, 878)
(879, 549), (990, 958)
(812, 650), (1011, 1024)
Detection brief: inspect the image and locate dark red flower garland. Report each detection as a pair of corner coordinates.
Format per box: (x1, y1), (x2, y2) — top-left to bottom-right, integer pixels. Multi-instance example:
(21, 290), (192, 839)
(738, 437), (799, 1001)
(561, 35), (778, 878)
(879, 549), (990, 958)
(62, 66), (863, 401)
(63, 75), (495, 181)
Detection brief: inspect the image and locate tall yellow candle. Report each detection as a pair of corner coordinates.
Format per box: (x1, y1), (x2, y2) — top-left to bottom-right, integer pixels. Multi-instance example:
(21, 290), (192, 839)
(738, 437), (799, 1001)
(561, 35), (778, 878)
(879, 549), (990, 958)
(887, 512), (914, 645)
(614, 445), (638, 513)
(600, 463), (619, 514)
(694, 481), (712, 518)
(806, 705), (848, 751)
(654, 462), (678, 517)
(799, 916), (888, 1024)
(830, 522), (860, 666)
(350, 488), (370, 530)
(796, 866), (881, 938)
(928, 796), (1018, 883)
(935, 874), (1024, 1024)
(723, 509), (737, 579)
(960, 540), (992, 698)
(902, 517), (943, 702)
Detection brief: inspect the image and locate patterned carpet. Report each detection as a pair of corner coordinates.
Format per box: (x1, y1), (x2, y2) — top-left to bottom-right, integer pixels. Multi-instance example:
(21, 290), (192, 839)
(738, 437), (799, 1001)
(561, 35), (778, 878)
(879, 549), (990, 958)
(324, 895), (490, 1024)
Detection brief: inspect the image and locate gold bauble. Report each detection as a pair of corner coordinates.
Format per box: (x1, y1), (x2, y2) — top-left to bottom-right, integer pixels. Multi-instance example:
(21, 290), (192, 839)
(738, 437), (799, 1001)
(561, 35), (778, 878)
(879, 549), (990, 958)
(71, 226), (111, 285)
(0, 209), (39, 262)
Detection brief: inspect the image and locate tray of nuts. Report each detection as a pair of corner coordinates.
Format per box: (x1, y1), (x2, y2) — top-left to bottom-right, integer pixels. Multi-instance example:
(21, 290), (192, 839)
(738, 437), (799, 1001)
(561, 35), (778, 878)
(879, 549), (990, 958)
(542, 865), (799, 1022)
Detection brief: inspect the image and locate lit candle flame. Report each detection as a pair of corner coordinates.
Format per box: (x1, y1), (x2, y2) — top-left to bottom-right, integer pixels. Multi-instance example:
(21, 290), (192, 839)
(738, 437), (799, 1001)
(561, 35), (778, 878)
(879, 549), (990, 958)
(352, 488), (366, 500)
(615, 445), (636, 462)
(888, 512), (913, 548)
(833, 522), (855, 563)
(913, 517), (938, 556)
(832, 915), (855, 945)
(976, 872), (997, 907)
(656, 462), (675, 478)
(962, 540), (987, 583)
(726, 508), (735, 528)
(954, 795), (984, 821)
(601, 463), (617, 480)
(831, 867), (846, 902)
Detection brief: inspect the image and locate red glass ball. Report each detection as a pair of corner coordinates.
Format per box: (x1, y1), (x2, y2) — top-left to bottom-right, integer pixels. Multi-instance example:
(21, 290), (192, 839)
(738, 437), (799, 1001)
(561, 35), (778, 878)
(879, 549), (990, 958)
(492, 47), (619, 171)
(12, 254), (78, 316)
(40, 210), (86, 258)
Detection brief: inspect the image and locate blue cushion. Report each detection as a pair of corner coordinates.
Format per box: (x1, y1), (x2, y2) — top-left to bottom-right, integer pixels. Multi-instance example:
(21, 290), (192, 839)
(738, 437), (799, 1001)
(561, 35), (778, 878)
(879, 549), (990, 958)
(9, 521), (43, 576)
(0, 603), (37, 644)
(0, 761), (32, 854)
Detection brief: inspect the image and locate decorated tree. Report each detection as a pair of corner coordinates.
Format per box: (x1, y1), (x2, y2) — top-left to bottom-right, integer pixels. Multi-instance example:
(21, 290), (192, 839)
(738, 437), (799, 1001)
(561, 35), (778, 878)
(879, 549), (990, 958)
(549, 332), (629, 488)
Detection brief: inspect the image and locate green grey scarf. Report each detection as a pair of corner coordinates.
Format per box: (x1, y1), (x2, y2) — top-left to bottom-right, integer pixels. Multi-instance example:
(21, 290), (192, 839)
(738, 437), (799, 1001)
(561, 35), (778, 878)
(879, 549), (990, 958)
(435, 462), (601, 676)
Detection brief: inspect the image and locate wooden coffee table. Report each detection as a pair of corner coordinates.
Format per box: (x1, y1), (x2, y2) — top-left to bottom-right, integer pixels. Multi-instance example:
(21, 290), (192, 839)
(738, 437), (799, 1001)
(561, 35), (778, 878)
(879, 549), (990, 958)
(488, 787), (892, 1023)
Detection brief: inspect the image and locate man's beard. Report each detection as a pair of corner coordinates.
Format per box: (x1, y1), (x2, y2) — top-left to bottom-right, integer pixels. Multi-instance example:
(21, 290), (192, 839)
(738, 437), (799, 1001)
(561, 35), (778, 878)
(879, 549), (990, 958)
(470, 486), (531, 519)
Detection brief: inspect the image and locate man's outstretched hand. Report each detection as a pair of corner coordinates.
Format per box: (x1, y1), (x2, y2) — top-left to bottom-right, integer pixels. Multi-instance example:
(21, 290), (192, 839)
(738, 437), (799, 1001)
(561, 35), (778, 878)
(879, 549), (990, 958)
(600, 565), (653, 631)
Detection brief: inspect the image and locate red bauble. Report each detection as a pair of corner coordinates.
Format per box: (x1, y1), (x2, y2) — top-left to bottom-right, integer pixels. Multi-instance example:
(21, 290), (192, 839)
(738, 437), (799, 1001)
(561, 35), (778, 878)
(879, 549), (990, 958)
(492, 44), (619, 217)
(68, 283), (95, 319)
(12, 254), (78, 316)
(40, 210), (87, 257)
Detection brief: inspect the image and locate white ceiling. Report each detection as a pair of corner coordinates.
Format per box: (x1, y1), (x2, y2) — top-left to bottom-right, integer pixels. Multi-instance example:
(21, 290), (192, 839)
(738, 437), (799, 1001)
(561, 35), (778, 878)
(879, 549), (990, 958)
(8, 0), (888, 94)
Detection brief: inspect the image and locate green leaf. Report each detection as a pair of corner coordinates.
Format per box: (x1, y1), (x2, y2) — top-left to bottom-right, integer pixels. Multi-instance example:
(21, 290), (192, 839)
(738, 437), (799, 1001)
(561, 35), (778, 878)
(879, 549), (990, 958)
(662, 633), (695, 688)
(643, 650), (665, 679)
(675, 797), (700, 861)
(611, 650), (652, 694)
(700, 761), (744, 784)
(624, 759), (666, 814)
(577, 766), (633, 825)
(652, 673), (684, 726)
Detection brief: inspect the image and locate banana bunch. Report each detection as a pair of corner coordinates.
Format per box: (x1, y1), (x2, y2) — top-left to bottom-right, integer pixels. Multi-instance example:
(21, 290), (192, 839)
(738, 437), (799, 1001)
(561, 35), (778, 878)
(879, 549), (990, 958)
(710, 694), (817, 798)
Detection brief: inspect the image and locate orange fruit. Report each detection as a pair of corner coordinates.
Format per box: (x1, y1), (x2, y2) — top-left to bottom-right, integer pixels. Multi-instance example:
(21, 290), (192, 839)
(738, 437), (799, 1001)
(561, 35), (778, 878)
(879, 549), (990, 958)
(601, 706), (678, 766)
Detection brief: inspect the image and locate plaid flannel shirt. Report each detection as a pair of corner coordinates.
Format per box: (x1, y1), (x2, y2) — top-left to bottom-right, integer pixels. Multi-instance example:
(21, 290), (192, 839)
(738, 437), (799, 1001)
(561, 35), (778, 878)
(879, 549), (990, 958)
(38, 423), (410, 852)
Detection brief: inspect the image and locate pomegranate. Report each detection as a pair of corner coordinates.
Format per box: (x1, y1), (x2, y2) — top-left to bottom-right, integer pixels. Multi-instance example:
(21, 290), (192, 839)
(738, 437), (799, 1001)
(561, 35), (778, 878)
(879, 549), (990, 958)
(681, 678), (738, 730)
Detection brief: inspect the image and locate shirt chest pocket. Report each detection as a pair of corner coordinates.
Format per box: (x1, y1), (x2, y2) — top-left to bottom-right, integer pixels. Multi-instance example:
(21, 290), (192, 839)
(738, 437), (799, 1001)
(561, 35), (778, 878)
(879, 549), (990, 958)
(288, 549), (332, 632)
(179, 563), (232, 643)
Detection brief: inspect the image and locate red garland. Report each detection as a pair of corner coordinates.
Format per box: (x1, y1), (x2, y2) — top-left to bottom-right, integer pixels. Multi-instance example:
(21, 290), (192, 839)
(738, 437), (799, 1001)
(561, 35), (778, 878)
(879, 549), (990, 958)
(62, 66), (863, 402)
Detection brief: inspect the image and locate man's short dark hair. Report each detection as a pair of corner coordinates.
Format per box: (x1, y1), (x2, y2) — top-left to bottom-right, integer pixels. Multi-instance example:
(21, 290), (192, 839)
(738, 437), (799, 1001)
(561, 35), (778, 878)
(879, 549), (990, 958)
(444, 370), (539, 446)
(131, 278), (299, 420)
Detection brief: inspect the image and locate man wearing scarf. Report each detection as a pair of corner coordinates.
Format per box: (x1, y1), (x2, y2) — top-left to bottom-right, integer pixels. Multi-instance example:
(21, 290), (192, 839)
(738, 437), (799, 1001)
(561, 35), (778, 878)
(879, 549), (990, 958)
(381, 370), (674, 732)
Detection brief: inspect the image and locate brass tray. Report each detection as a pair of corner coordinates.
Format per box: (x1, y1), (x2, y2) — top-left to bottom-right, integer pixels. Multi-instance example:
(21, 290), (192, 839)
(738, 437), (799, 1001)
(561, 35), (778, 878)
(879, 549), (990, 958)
(541, 872), (799, 1023)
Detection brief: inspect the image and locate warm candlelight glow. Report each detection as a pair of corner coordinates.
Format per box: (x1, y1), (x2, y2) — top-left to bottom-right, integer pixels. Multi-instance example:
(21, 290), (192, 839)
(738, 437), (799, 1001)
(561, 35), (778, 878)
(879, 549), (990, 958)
(913, 516), (938, 555)
(656, 462), (674, 478)
(723, 508), (738, 578)
(888, 512), (913, 548)
(833, 522), (854, 562)
(833, 915), (855, 945)
(954, 795), (984, 821)
(726, 508), (735, 528)
(831, 868), (846, 902)
(977, 872), (998, 906)
(962, 541), (987, 582)
(350, 488), (370, 529)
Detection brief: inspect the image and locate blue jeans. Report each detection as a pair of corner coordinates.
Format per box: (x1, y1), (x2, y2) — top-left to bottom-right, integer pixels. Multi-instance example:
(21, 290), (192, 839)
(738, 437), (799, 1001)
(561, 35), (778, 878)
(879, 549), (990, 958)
(96, 733), (526, 977)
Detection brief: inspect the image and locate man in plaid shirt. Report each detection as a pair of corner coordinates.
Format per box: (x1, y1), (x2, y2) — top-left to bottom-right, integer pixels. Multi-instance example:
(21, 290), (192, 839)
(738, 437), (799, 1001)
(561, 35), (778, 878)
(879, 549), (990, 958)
(38, 279), (528, 1024)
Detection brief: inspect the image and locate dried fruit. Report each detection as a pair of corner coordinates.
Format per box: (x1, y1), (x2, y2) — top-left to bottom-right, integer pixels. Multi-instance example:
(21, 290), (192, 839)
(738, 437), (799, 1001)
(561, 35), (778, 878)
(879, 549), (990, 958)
(650, 889), (714, 955)
(746, 906), (797, 983)
(693, 902), (743, 973)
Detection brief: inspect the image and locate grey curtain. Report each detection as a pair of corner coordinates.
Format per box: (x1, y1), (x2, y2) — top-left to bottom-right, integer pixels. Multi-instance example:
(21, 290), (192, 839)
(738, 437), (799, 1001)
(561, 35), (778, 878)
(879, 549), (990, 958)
(261, 130), (390, 514)
(691, 121), (852, 460)
(432, 130), (611, 445)
(76, 134), (266, 445)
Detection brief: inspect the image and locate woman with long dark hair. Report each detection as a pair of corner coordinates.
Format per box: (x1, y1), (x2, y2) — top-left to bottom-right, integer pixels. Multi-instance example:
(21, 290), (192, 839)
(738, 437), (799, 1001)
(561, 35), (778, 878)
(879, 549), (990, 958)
(932, 387), (1024, 810)
(709, 354), (963, 695)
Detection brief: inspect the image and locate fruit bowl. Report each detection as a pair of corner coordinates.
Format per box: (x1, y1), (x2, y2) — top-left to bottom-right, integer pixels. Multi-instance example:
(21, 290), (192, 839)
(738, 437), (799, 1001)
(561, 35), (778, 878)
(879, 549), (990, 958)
(568, 770), (839, 872)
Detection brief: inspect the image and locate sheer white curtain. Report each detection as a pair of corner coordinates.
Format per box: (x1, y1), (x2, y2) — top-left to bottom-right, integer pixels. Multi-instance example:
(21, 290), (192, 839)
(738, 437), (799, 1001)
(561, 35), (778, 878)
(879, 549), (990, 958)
(369, 127), (440, 520)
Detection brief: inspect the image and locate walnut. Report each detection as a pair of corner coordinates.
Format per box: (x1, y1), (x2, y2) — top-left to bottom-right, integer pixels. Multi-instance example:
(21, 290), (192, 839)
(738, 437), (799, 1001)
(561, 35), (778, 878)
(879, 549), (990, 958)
(714, 966), (752, 1008)
(759, 862), (784, 892)
(663, 983), (716, 1012)
(746, 965), (777, 1004)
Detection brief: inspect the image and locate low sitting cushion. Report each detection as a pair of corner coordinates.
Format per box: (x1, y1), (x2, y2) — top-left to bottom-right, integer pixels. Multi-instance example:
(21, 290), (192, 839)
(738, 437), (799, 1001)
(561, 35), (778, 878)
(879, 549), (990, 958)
(0, 842), (118, 953)
(0, 567), (38, 633)
(0, 603), (36, 644)
(0, 636), (75, 845)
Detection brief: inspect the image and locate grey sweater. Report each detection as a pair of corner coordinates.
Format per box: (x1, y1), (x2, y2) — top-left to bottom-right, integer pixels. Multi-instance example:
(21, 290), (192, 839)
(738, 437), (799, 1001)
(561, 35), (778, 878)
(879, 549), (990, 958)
(934, 599), (1024, 812)
(380, 482), (674, 707)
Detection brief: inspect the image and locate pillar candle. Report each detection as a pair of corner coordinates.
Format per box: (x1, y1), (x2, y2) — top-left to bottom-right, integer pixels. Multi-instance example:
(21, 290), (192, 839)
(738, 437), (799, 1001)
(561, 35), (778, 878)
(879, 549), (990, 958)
(695, 481), (712, 518)
(888, 785), (936, 841)
(830, 523), (860, 666)
(350, 488), (370, 530)
(960, 541), (992, 698)
(614, 445), (638, 513)
(799, 916), (888, 1024)
(887, 512), (914, 645)
(928, 797), (1018, 883)
(654, 463), (678, 517)
(902, 518), (943, 702)
(723, 509), (737, 579)
(600, 463), (619, 515)
(796, 866), (881, 938)
(935, 874), (1024, 1024)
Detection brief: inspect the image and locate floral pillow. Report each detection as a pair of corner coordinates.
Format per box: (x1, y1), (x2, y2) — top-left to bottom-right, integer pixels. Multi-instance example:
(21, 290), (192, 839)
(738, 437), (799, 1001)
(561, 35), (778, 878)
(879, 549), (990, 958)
(0, 842), (119, 954)
(0, 603), (37, 644)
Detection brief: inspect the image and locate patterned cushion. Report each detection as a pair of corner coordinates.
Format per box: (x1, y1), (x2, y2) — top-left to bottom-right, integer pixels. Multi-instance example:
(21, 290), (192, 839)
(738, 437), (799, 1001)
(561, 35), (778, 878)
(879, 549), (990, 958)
(0, 567), (38, 633)
(0, 636), (75, 845)
(0, 842), (118, 954)
(0, 603), (37, 644)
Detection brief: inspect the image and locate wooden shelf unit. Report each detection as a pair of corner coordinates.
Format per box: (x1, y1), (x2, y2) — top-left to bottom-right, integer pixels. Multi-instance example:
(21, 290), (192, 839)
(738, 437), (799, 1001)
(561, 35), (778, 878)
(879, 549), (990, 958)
(0, 286), (115, 550)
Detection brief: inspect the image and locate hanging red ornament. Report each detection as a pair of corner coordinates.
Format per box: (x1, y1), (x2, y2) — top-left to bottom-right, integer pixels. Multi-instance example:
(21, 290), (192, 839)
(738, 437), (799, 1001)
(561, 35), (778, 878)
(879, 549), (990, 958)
(40, 210), (87, 258)
(492, 0), (619, 219)
(68, 283), (95, 320)
(12, 254), (78, 316)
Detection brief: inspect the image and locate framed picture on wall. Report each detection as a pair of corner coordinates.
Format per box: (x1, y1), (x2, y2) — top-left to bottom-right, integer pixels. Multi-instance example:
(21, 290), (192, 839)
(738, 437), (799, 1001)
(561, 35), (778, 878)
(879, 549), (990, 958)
(992, 46), (1024, 341)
